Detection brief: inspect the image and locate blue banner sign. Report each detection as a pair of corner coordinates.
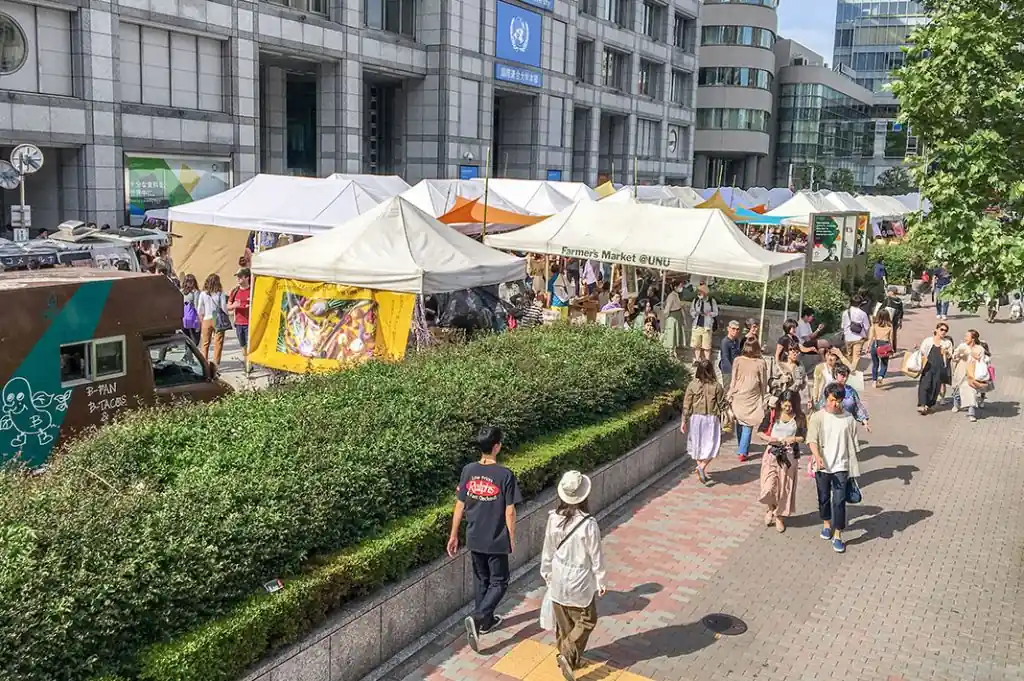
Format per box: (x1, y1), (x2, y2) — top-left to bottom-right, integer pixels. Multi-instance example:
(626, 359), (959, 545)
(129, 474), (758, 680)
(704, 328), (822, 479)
(495, 63), (542, 87)
(496, 0), (542, 68)
(546, 169), (562, 181)
(459, 165), (480, 180)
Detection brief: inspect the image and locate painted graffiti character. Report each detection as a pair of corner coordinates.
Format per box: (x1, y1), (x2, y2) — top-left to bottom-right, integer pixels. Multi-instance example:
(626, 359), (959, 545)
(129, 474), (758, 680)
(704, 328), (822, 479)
(0, 377), (72, 448)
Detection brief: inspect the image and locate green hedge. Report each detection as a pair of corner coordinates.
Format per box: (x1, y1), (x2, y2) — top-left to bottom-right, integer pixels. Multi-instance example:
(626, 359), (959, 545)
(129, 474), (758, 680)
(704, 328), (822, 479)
(0, 326), (684, 681)
(712, 270), (848, 331)
(868, 241), (925, 286)
(136, 392), (682, 681)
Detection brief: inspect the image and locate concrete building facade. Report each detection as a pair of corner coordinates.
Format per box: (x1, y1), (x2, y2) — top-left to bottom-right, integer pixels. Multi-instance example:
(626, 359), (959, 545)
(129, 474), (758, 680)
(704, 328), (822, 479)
(692, 0), (777, 189)
(0, 0), (701, 231)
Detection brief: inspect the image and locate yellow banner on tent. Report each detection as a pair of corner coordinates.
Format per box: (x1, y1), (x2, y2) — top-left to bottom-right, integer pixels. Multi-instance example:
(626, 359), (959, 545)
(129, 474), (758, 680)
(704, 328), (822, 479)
(248, 275), (416, 373)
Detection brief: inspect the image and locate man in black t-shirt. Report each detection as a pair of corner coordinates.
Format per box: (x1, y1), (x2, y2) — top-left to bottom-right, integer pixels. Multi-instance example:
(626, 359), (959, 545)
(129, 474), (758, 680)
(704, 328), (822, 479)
(447, 426), (522, 652)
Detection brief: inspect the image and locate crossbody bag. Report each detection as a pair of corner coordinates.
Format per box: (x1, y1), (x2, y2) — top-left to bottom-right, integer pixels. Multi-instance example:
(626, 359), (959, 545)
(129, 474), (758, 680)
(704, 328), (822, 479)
(557, 513), (593, 552)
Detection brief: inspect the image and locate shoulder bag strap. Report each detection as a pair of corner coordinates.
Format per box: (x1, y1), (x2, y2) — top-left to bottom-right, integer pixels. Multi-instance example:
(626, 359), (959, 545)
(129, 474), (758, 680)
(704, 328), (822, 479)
(556, 514), (592, 551)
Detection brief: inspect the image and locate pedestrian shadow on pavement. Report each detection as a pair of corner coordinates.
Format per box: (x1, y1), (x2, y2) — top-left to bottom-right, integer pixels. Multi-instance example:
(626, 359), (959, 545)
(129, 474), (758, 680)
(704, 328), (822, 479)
(857, 443), (918, 462)
(708, 463), (761, 486)
(585, 619), (719, 667)
(784, 504), (883, 529)
(598, 583), (663, 618)
(859, 464), (919, 487)
(846, 508), (933, 546)
(978, 401), (1021, 419)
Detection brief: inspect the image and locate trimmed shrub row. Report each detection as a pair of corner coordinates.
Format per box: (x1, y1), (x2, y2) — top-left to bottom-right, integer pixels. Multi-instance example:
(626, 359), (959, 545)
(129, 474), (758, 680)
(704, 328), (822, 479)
(868, 241), (926, 286)
(0, 326), (684, 681)
(712, 270), (848, 331)
(135, 392), (682, 681)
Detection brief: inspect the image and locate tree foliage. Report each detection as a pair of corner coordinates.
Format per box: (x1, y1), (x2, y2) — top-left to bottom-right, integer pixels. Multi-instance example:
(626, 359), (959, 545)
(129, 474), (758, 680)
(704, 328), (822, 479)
(892, 0), (1024, 301)
(873, 166), (914, 195)
(829, 168), (858, 193)
(793, 163), (826, 191)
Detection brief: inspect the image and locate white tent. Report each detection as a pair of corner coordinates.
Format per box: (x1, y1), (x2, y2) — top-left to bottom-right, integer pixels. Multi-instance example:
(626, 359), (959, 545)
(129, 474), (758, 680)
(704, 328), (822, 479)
(471, 179), (584, 214)
(484, 202), (804, 283)
(167, 174), (385, 235)
(604, 186), (702, 208)
(665, 186), (706, 206)
(765, 190), (838, 225)
(825, 191), (870, 213)
(327, 173), (410, 198)
(250, 196), (526, 294)
(855, 195), (905, 219)
(747, 187), (795, 210)
(399, 179), (529, 217)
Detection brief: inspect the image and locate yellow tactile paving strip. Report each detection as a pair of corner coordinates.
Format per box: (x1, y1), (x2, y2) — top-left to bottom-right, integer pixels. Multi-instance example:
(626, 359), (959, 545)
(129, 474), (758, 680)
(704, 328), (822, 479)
(492, 640), (653, 681)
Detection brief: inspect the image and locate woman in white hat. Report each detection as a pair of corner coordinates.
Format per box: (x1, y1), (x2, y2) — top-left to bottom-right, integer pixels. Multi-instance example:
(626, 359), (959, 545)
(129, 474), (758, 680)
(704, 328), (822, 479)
(540, 471), (607, 681)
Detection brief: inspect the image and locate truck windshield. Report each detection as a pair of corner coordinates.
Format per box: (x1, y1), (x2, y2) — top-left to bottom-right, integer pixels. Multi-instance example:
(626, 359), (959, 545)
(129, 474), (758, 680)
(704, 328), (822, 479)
(149, 338), (205, 387)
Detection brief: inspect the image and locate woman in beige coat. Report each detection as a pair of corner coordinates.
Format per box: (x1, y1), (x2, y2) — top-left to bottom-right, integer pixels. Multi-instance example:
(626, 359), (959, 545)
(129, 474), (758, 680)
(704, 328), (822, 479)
(727, 338), (768, 462)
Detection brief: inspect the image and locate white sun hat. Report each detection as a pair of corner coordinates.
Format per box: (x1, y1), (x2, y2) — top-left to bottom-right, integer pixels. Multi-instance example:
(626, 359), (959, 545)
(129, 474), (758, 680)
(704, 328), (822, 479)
(557, 470), (592, 505)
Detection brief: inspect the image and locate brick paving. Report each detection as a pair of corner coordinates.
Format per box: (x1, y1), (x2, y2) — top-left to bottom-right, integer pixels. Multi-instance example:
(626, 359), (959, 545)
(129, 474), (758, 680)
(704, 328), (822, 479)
(383, 302), (1024, 681)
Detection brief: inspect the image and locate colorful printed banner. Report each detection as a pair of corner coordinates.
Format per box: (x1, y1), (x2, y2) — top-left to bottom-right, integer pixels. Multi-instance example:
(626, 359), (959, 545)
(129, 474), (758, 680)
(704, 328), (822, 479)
(247, 276), (415, 373)
(125, 155), (231, 226)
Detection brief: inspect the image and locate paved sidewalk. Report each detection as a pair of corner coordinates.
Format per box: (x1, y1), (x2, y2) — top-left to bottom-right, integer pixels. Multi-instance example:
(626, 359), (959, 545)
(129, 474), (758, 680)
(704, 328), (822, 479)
(382, 303), (1024, 681)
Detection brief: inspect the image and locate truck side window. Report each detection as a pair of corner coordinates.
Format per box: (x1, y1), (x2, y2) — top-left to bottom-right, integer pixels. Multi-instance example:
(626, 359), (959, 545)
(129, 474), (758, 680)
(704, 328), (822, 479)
(93, 337), (127, 380)
(149, 340), (205, 387)
(60, 343), (91, 386)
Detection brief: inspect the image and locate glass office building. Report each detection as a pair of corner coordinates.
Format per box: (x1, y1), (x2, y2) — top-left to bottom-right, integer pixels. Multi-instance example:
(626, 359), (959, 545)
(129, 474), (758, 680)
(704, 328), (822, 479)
(833, 0), (928, 98)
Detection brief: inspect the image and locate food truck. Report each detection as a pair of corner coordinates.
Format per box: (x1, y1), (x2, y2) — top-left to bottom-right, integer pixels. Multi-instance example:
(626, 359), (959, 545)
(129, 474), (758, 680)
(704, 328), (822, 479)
(0, 269), (231, 468)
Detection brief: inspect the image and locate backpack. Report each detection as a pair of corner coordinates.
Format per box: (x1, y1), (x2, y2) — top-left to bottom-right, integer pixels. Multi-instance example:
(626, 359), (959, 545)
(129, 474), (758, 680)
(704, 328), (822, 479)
(213, 293), (232, 332)
(182, 299), (200, 330)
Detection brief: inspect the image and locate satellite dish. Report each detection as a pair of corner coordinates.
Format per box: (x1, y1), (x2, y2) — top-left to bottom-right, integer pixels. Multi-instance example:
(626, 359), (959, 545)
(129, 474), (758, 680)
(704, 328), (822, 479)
(0, 160), (19, 190)
(10, 144), (43, 175)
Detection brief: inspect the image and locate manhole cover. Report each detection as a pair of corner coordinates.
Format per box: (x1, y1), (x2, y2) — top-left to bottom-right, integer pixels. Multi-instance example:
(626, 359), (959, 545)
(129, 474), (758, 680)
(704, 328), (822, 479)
(701, 613), (747, 636)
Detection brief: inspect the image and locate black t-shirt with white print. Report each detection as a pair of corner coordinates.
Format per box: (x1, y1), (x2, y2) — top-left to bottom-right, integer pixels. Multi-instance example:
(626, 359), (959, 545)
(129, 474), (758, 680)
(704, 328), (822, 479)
(457, 461), (522, 554)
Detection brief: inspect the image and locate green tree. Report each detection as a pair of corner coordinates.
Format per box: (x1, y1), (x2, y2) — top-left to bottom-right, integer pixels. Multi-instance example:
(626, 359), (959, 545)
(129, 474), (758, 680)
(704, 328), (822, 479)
(794, 163), (826, 190)
(892, 0), (1024, 303)
(873, 166), (914, 195)
(829, 168), (858, 193)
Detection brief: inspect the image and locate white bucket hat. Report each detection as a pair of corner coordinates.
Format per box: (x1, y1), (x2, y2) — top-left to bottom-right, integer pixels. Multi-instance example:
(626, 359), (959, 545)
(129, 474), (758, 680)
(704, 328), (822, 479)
(557, 470), (592, 505)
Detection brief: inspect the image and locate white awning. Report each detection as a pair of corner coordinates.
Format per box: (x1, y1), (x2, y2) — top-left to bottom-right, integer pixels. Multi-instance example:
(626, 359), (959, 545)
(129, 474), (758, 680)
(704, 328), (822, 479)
(484, 202), (804, 283)
(251, 196), (526, 294)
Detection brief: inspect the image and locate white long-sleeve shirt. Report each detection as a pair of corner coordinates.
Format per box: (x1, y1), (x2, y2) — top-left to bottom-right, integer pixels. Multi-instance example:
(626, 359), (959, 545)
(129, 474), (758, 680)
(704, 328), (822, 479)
(540, 510), (606, 607)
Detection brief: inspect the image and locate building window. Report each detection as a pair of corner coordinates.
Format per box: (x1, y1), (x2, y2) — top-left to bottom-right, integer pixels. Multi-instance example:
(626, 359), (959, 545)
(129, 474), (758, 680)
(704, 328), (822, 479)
(641, 1), (666, 41)
(638, 59), (663, 99)
(365, 0), (415, 37)
(602, 0), (630, 28)
(580, 0), (598, 16)
(119, 23), (224, 111)
(0, 13), (27, 75)
(703, 0), (776, 6)
(667, 124), (689, 160)
(852, 50), (906, 73)
(602, 48), (628, 92)
(267, 0), (329, 14)
(884, 122), (908, 158)
(672, 13), (696, 52)
(670, 69), (693, 107)
(696, 108), (771, 132)
(636, 118), (660, 159)
(575, 39), (594, 83)
(700, 25), (775, 49)
(698, 66), (773, 90)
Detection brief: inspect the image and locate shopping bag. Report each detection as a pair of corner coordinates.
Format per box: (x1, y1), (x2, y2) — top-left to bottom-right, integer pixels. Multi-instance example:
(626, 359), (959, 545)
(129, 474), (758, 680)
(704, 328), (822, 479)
(972, 357), (991, 383)
(539, 591), (555, 631)
(902, 350), (923, 377)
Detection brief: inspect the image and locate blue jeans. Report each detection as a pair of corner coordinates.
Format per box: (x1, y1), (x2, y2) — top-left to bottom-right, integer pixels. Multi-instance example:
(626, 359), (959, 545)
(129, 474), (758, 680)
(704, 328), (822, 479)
(235, 324), (249, 352)
(936, 299), (950, 316)
(870, 341), (889, 381)
(815, 471), (849, 531)
(735, 424), (753, 455)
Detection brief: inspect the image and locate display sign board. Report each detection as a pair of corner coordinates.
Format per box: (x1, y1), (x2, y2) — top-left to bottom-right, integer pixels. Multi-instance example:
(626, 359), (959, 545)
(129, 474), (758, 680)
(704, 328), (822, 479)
(496, 1), (542, 67)
(125, 154), (231, 227)
(546, 169), (562, 181)
(856, 214), (869, 254)
(495, 63), (542, 87)
(842, 214), (857, 259)
(459, 165), (480, 180)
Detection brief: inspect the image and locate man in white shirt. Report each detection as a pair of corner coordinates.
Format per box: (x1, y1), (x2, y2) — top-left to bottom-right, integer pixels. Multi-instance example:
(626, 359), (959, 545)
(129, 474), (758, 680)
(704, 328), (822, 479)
(583, 259), (601, 295)
(841, 296), (870, 372)
(797, 307), (831, 361)
(807, 383), (861, 554)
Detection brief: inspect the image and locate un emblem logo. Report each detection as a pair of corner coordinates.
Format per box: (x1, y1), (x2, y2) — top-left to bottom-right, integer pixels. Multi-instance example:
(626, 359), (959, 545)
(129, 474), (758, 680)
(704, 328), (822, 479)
(510, 16), (529, 53)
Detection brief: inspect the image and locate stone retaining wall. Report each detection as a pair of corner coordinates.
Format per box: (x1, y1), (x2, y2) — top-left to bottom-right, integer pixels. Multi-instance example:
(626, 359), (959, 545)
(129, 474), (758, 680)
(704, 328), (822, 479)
(241, 420), (687, 681)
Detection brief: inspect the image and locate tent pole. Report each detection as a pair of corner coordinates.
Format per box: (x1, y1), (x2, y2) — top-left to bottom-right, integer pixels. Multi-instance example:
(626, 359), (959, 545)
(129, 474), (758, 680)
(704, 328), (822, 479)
(797, 267), (807, 317)
(758, 279), (769, 348)
(783, 273), (791, 320)
(481, 148), (491, 239)
(660, 270), (666, 302)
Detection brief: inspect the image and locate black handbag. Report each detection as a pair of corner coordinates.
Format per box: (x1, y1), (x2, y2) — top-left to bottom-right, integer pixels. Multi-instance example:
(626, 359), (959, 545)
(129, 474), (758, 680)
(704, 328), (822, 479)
(846, 478), (863, 504)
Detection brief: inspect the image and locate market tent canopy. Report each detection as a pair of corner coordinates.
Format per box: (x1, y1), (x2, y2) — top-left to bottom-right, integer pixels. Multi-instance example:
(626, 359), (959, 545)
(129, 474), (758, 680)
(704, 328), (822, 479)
(250, 196), (526, 294)
(438, 195), (548, 231)
(855, 195), (904, 219)
(603, 186), (701, 208)
(167, 174), (385, 235)
(695, 190), (742, 222)
(399, 179), (522, 217)
(733, 206), (790, 225)
(747, 187), (795, 210)
(327, 173), (410, 198)
(825, 191), (869, 213)
(765, 191), (836, 225)
(469, 179), (581, 214)
(594, 181), (617, 198)
(702, 187), (757, 209)
(484, 202), (804, 283)
(666, 186), (705, 206)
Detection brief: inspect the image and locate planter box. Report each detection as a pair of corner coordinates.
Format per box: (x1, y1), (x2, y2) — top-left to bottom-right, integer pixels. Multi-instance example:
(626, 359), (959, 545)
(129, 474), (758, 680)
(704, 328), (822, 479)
(241, 421), (686, 681)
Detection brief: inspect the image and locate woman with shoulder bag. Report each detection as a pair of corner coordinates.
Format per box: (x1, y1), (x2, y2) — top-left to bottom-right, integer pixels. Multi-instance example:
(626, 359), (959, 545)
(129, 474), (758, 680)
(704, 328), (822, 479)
(727, 338), (768, 463)
(917, 322), (952, 415)
(951, 329), (988, 423)
(681, 359), (730, 485)
(868, 308), (894, 388)
(540, 471), (606, 681)
(757, 390), (807, 533)
(198, 273), (231, 366)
